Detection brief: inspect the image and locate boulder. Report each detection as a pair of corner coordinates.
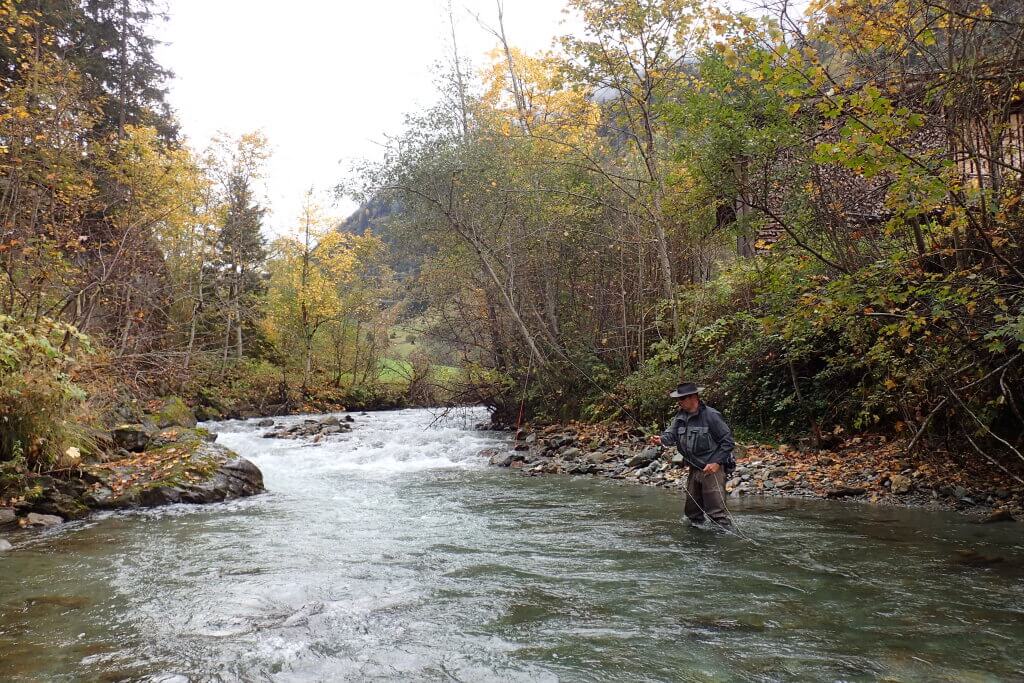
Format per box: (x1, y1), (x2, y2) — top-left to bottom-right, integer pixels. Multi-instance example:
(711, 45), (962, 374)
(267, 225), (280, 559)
(625, 447), (660, 469)
(152, 397), (197, 429)
(256, 419), (275, 427)
(0, 508), (15, 528)
(111, 423), (155, 452)
(82, 432), (265, 510)
(19, 488), (89, 520)
(193, 405), (222, 422)
(0, 538), (11, 552)
(321, 416), (341, 427)
(23, 512), (63, 528)
(490, 453), (514, 467)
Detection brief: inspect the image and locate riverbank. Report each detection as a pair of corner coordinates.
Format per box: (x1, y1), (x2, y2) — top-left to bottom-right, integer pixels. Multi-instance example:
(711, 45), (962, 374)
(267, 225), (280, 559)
(0, 397), (264, 547)
(485, 422), (1023, 523)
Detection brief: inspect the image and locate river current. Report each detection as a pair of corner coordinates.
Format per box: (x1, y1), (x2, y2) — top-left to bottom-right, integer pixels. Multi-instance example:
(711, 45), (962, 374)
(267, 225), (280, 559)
(1, 408), (1023, 682)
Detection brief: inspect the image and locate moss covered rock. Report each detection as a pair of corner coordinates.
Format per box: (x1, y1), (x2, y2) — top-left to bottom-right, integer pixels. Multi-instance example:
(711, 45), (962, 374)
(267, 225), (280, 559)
(151, 396), (197, 429)
(81, 426), (263, 509)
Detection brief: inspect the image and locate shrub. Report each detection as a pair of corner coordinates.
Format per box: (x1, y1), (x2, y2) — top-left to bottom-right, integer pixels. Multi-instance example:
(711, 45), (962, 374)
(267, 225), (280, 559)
(0, 316), (91, 469)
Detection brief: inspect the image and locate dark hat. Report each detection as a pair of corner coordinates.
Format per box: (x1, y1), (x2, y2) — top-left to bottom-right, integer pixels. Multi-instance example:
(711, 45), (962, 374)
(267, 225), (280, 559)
(669, 382), (703, 398)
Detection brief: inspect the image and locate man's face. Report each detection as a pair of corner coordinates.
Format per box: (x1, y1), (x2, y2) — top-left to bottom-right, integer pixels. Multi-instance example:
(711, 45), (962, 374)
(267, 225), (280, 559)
(677, 394), (700, 414)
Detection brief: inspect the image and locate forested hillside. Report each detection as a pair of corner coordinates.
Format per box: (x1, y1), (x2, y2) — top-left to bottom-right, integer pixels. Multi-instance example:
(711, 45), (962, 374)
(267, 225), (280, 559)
(356, 0), (1024, 474)
(2, 0), (1023, 484)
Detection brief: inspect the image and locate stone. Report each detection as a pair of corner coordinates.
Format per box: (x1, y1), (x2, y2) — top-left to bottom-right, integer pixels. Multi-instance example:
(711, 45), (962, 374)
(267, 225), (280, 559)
(953, 485), (968, 499)
(23, 513), (63, 528)
(671, 453), (685, 466)
(344, 415), (355, 423)
(256, 419), (275, 427)
(889, 474), (913, 495)
(561, 447), (582, 460)
(193, 405), (222, 422)
(0, 538), (11, 552)
(994, 488), (1010, 500)
(0, 508), (15, 527)
(625, 447), (659, 469)
(727, 477), (742, 490)
(490, 453), (514, 467)
(82, 438), (264, 509)
(111, 424), (153, 452)
(321, 416), (341, 426)
(20, 489), (89, 520)
(152, 397), (197, 429)
(552, 434), (577, 449)
(320, 425), (342, 435)
(512, 443), (530, 451)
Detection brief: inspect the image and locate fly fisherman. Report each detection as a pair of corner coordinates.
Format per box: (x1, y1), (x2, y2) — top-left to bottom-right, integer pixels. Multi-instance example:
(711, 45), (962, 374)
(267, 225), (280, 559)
(650, 383), (736, 530)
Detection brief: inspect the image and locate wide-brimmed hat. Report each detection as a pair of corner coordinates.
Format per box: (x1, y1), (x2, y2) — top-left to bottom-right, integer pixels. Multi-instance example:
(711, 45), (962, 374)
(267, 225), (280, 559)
(669, 382), (703, 398)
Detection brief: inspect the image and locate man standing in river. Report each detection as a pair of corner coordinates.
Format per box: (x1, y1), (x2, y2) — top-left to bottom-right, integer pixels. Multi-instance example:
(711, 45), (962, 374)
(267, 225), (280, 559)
(650, 383), (736, 530)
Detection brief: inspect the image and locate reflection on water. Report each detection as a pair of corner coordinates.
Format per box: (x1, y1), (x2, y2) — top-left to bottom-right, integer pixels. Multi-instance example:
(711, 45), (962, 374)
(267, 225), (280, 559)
(1, 408), (1023, 682)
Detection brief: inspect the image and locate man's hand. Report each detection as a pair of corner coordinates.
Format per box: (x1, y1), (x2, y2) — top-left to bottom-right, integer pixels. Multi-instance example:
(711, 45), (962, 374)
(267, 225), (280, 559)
(702, 462), (720, 474)
(648, 435), (662, 446)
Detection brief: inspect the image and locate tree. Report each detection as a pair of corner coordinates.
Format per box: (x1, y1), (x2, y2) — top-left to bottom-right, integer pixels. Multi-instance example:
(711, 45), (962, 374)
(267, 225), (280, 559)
(208, 132), (269, 365)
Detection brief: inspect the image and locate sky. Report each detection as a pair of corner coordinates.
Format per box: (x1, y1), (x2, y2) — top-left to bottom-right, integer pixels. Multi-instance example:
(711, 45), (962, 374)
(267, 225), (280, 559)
(155, 0), (572, 236)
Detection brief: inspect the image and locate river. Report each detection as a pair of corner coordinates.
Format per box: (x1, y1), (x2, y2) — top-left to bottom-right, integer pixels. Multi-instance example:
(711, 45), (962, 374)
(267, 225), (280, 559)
(1, 408), (1023, 682)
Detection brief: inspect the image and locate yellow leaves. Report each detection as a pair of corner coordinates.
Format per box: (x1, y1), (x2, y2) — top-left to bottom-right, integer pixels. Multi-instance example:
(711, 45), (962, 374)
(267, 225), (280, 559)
(884, 378), (897, 391)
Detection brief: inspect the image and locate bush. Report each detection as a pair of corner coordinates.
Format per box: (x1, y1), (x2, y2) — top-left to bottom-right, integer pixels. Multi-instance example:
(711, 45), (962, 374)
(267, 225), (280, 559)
(0, 316), (91, 469)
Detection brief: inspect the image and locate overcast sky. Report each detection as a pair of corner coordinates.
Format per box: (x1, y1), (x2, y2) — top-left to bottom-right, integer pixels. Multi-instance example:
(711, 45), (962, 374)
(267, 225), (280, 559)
(155, 0), (571, 235)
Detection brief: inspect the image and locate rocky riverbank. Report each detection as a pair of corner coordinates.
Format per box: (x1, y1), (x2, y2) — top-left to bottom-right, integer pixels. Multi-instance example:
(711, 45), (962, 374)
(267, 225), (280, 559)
(483, 422), (1023, 523)
(0, 397), (265, 550)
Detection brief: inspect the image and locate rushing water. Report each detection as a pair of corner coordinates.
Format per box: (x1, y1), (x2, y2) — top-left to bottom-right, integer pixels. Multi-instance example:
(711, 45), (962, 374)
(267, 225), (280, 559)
(2, 408), (1023, 682)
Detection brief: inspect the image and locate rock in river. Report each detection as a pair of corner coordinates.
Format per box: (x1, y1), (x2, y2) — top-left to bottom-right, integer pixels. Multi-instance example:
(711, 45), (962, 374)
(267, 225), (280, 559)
(23, 513), (63, 528)
(82, 428), (264, 509)
(0, 538), (11, 552)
